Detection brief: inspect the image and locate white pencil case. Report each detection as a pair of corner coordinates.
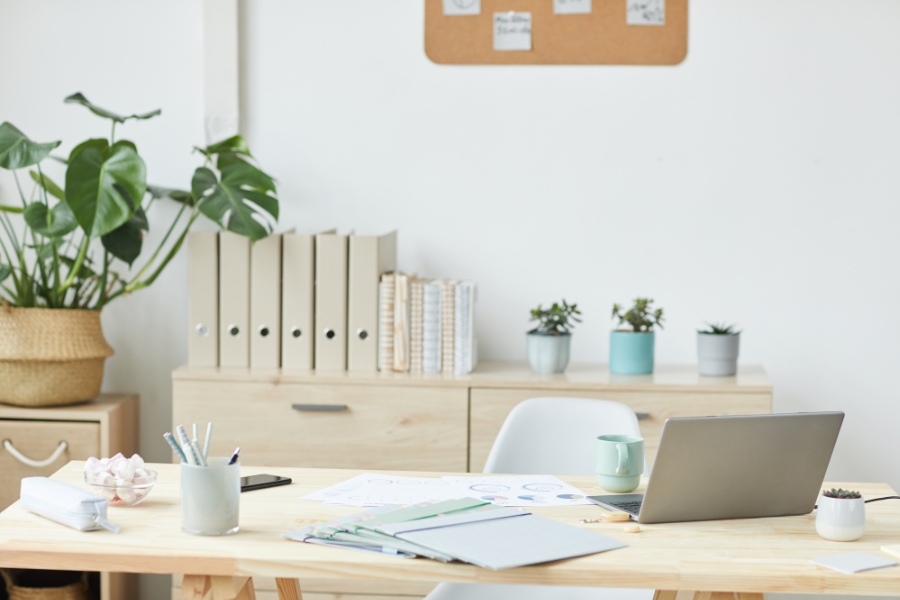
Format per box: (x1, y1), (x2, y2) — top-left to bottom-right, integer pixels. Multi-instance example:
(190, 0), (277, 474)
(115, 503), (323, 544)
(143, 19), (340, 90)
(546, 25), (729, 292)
(20, 477), (119, 533)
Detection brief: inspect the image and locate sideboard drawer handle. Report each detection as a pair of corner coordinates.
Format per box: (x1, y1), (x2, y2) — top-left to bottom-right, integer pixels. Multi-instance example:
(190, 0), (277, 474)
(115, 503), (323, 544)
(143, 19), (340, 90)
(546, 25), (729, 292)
(291, 404), (348, 412)
(636, 412), (650, 420)
(3, 439), (68, 468)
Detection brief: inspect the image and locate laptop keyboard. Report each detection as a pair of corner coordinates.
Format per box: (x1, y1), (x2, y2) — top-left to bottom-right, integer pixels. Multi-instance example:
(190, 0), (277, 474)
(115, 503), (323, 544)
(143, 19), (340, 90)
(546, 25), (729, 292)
(609, 500), (643, 516)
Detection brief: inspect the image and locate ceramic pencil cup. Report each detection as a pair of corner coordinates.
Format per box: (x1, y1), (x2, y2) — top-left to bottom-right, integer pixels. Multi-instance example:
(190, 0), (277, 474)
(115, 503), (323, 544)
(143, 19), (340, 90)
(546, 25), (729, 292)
(181, 457), (240, 536)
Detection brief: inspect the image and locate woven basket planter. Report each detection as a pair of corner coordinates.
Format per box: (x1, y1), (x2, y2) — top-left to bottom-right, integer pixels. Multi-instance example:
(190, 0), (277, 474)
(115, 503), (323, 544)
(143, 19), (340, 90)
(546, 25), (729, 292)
(0, 305), (113, 407)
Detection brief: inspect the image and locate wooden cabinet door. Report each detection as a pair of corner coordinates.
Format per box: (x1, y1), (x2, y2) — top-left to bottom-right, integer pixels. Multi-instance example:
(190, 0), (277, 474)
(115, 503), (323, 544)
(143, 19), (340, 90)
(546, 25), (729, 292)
(469, 388), (772, 473)
(0, 420), (100, 510)
(173, 381), (469, 471)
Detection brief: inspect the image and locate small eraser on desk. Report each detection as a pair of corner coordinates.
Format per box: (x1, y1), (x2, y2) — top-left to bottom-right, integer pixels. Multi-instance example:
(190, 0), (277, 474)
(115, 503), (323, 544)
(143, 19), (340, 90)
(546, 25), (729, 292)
(812, 552), (897, 574)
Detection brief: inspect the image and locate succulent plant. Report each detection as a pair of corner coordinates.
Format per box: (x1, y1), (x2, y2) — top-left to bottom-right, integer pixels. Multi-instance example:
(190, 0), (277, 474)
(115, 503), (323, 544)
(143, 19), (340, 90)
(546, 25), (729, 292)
(823, 488), (862, 499)
(529, 300), (582, 335)
(611, 298), (664, 333)
(698, 322), (741, 335)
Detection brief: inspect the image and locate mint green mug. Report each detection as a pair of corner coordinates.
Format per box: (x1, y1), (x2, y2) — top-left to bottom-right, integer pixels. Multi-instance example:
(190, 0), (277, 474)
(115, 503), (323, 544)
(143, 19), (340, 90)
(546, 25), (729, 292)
(596, 434), (644, 492)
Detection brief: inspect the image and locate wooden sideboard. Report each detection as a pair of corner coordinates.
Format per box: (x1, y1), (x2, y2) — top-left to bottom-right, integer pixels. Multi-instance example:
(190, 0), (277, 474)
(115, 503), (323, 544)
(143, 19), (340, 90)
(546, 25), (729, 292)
(172, 361), (772, 472)
(0, 394), (139, 600)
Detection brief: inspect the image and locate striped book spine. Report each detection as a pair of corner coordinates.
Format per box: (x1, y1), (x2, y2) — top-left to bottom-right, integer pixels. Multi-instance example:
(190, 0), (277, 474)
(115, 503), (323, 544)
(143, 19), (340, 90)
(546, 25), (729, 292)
(454, 282), (473, 374)
(378, 274), (395, 371)
(422, 281), (442, 374)
(409, 279), (425, 373)
(440, 280), (456, 374)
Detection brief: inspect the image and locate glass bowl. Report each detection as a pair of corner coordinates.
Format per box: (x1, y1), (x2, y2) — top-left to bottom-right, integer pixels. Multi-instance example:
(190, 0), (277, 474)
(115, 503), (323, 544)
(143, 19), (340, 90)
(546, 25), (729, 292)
(84, 469), (157, 506)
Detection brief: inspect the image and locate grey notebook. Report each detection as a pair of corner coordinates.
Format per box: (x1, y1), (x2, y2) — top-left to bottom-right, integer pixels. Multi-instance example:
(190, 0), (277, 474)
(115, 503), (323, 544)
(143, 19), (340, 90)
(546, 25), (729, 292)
(397, 513), (626, 570)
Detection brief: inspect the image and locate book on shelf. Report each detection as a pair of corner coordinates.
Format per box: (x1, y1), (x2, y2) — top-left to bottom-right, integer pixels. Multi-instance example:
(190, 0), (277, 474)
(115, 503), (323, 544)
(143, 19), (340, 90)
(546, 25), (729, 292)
(409, 279), (425, 374)
(422, 280), (442, 374)
(453, 282), (477, 375)
(393, 273), (411, 372)
(378, 273), (395, 372)
(441, 280), (457, 374)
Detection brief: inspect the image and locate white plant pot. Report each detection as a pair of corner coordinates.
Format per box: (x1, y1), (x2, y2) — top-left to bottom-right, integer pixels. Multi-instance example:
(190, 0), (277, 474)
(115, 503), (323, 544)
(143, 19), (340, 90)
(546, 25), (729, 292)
(697, 332), (740, 376)
(526, 332), (571, 374)
(816, 496), (866, 541)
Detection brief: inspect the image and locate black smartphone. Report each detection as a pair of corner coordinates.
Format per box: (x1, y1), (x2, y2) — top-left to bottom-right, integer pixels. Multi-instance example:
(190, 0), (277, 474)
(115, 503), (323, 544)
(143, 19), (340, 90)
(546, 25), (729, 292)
(240, 474), (293, 492)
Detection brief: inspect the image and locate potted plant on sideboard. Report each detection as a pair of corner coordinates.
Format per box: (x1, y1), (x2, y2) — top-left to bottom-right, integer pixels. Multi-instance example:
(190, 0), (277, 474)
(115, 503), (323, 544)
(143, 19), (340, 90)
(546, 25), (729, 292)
(0, 93), (280, 407)
(526, 300), (581, 373)
(697, 322), (741, 376)
(610, 298), (663, 375)
(816, 488), (866, 542)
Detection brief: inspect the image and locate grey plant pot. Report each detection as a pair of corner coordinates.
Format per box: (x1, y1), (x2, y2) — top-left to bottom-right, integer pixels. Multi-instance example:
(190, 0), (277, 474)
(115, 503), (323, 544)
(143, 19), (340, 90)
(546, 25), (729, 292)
(697, 332), (740, 376)
(526, 332), (571, 374)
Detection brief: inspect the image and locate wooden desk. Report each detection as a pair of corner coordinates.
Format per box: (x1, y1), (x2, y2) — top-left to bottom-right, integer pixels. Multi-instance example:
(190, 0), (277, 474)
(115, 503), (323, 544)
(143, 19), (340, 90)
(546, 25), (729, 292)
(3, 462), (898, 600)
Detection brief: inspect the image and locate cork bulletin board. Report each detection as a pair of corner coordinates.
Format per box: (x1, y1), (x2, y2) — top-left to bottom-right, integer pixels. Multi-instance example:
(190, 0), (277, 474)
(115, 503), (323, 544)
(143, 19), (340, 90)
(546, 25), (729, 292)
(424, 0), (687, 65)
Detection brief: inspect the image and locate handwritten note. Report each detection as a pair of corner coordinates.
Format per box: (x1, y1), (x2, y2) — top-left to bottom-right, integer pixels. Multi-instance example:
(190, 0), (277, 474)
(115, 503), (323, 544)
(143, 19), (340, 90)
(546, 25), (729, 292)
(494, 12), (532, 51)
(443, 0), (480, 16)
(627, 0), (665, 25)
(554, 0), (591, 15)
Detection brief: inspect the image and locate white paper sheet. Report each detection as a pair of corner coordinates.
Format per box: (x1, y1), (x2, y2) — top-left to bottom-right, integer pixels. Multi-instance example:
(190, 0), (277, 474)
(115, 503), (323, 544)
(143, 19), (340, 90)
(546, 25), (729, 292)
(554, 0), (591, 15)
(812, 552), (898, 574)
(493, 12), (532, 51)
(443, 0), (480, 16)
(443, 475), (593, 507)
(320, 474), (462, 507)
(627, 0), (665, 25)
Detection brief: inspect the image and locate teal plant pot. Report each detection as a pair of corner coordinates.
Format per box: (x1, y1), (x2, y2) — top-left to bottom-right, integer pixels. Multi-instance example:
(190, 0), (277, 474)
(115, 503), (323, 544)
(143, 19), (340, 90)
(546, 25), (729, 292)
(609, 331), (655, 375)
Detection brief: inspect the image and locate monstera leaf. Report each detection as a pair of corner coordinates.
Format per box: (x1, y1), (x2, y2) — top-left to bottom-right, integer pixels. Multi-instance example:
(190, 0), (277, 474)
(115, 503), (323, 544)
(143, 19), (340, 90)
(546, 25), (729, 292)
(147, 184), (195, 206)
(101, 207), (148, 266)
(203, 135), (253, 170)
(24, 201), (78, 238)
(0, 122), (60, 170)
(191, 162), (278, 241)
(65, 93), (161, 123)
(65, 139), (146, 238)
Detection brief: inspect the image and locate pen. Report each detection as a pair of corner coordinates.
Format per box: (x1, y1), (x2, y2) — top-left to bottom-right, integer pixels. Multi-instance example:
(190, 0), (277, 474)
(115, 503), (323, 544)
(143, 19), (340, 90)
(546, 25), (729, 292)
(227, 447), (241, 466)
(202, 422), (213, 461)
(190, 441), (207, 467)
(163, 432), (188, 463)
(182, 442), (200, 466)
(175, 425), (191, 447)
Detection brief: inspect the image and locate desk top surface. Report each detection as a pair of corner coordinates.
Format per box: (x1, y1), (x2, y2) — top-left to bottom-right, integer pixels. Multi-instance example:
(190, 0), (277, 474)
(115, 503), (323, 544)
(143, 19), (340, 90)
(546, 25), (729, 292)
(174, 361), (772, 393)
(1, 462), (896, 595)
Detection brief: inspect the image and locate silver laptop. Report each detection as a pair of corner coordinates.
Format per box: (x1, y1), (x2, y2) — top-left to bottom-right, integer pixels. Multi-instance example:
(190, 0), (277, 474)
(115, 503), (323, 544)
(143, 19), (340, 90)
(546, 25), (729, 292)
(588, 412), (844, 524)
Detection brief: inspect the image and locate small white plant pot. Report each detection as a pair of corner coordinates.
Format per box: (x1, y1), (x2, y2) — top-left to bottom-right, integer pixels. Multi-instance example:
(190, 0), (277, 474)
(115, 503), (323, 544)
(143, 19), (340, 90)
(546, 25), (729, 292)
(697, 332), (740, 376)
(816, 496), (866, 541)
(526, 332), (571, 374)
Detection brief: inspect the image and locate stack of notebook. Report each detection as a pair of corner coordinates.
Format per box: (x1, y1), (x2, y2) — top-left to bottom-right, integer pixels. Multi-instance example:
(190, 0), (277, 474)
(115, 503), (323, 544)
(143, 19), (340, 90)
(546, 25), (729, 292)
(379, 275), (478, 374)
(283, 497), (625, 570)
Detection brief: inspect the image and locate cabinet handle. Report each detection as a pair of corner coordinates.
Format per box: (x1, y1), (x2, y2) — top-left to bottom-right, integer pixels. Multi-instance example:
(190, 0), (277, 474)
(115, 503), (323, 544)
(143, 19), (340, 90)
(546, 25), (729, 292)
(291, 404), (348, 412)
(3, 439), (68, 468)
(636, 412), (650, 420)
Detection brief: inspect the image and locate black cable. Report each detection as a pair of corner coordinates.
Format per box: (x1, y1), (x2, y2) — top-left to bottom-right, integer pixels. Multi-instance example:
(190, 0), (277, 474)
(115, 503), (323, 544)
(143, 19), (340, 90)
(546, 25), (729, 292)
(814, 495), (900, 509)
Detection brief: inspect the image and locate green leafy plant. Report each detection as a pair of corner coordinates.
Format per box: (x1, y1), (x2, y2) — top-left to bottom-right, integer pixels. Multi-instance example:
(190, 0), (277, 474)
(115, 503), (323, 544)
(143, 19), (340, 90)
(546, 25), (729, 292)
(823, 488), (861, 499)
(0, 93), (279, 309)
(611, 298), (664, 332)
(529, 300), (582, 335)
(698, 322), (741, 335)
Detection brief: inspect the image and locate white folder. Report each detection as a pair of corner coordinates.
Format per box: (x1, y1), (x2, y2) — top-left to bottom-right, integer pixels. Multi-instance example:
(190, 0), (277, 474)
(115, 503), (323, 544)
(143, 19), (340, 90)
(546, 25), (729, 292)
(250, 233), (282, 368)
(219, 231), (250, 368)
(281, 232), (314, 370)
(187, 232), (218, 367)
(347, 231), (397, 371)
(315, 232), (348, 370)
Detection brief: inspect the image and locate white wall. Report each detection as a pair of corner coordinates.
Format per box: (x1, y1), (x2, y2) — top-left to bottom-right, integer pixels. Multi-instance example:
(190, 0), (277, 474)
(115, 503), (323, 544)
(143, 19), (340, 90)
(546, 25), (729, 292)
(1, 1), (899, 598)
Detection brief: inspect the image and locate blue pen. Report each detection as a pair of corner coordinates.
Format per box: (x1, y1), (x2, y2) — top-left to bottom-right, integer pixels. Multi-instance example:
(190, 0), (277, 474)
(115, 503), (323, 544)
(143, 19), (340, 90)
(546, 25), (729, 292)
(227, 447), (241, 466)
(163, 432), (188, 463)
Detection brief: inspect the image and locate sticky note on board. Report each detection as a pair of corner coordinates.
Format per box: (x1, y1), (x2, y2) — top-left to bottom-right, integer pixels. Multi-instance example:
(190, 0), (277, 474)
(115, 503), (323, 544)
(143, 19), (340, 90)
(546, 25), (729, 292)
(494, 12), (532, 51)
(443, 0), (480, 16)
(627, 0), (665, 25)
(554, 0), (591, 14)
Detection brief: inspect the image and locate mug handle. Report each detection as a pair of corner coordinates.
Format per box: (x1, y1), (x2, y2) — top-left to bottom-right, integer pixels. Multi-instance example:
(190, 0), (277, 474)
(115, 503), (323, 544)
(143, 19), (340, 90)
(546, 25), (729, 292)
(616, 443), (629, 475)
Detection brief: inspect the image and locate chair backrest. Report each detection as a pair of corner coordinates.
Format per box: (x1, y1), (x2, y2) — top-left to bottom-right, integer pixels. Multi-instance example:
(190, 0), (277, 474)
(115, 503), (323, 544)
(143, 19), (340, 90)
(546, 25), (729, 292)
(483, 397), (644, 476)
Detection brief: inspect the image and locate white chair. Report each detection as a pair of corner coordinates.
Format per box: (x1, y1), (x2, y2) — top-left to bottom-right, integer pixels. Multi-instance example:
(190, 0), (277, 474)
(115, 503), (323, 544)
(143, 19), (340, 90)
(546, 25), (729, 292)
(424, 397), (654, 600)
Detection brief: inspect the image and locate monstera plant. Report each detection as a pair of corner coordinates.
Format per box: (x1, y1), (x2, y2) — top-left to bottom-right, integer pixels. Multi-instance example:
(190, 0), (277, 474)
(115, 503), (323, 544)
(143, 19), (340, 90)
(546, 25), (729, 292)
(0, 93), (280, 407)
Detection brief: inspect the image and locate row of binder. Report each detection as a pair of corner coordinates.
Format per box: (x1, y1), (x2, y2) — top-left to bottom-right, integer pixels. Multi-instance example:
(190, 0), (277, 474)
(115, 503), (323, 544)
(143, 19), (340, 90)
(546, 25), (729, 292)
(187, 229), (396, 370)
(379, 275), (478, 374)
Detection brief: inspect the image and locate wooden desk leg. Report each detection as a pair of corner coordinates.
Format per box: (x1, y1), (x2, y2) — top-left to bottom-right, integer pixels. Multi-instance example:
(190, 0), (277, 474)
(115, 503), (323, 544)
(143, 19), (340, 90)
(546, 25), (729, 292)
(275, 578), (303, 600)
(182, 576), (257, 600)
(655, 591), (764, 600)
